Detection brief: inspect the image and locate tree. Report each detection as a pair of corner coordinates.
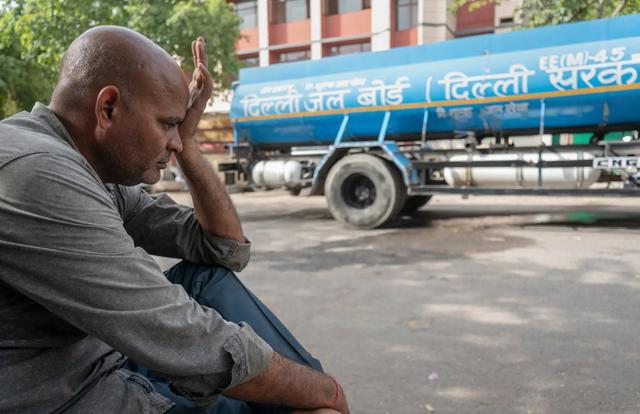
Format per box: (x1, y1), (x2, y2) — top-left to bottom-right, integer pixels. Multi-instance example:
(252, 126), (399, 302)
(450, 0), (640, 28)
(0, 0), (240, 118)
(0, 38), (51, 118)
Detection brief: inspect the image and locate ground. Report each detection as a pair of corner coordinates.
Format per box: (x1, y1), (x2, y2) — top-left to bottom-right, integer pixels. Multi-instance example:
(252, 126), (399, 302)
(164, 191), (640, 414)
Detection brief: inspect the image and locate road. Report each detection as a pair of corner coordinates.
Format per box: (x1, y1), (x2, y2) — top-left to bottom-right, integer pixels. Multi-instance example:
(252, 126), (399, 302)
(166, 191), (640, 414)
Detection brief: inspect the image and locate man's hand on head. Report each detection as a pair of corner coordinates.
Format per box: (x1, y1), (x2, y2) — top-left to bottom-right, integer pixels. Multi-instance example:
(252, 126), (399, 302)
(179, 37), (213, 149)
(172, 36), (246, 242)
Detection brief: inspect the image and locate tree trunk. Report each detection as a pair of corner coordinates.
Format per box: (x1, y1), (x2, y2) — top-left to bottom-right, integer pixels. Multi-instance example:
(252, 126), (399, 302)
(611, 0), (628, 16)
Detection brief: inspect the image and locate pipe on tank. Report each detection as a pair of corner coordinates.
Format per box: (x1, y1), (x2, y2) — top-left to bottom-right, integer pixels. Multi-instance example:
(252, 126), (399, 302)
(443, 152), (601, 188)
(252, 160), (303, 189)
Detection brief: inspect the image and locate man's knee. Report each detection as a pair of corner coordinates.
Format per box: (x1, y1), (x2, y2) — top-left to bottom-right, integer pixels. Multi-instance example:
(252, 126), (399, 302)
(164, 261), (241, 302)
(163, 261), (323, 372)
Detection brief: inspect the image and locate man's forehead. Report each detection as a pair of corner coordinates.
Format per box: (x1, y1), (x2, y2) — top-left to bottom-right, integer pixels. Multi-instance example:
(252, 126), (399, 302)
(141, 59), (189, 100)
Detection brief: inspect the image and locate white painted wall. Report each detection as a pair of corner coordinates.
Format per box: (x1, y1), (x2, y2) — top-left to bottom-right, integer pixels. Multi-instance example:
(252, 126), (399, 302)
(258, 0), (270, 66)
(371, 0), (391, 51)
(311, 0), (323, 59)
(419, 0), (455, 44)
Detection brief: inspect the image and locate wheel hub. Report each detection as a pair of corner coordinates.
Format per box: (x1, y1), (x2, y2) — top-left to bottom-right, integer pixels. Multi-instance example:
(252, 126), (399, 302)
(342, 173), (376, 209)
(355, 186), (371, 201)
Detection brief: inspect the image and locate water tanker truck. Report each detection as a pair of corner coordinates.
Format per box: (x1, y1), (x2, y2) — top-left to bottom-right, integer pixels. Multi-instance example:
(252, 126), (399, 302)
(227, 15), (640, 229)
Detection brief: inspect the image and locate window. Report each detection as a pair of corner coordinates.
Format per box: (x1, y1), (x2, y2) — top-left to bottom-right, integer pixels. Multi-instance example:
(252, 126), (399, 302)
(396, 0), (418, 31)
(326, 41), (370, 56)
(239, 55), (259, 68)
(275, 49), (310, 63)
(271, 0), (309, 24)
(323, 0), (370, 15)
(235, 0), (258, 29)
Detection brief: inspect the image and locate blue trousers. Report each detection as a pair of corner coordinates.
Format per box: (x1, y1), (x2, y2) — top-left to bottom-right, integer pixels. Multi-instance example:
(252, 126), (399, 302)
(125, 261), (323, 413)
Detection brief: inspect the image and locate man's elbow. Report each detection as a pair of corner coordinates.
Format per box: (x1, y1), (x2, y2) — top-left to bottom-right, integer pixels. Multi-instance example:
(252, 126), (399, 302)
(225, 255), (250, 272)
(223, 241), (251, 272)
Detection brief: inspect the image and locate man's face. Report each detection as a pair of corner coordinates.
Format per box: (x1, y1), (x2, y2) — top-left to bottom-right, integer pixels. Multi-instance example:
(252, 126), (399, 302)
(103, 70), (189, 186)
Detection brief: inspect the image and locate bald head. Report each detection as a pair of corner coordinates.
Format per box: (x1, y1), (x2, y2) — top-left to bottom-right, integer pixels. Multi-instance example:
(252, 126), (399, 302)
(48, 26), (190, 186)
(51, 26), (181, 111)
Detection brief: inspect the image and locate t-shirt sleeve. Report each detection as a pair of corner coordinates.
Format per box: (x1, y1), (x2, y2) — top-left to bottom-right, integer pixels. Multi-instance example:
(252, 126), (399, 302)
(0, 153), (271, 407)
(113, 185), (251, 272)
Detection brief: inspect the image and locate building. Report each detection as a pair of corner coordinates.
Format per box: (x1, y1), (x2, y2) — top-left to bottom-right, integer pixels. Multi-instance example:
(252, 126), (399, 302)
(232, 0), (522, 67)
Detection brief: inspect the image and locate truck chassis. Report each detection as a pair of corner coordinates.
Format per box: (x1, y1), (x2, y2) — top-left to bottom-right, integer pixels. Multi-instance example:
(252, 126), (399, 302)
(224, 108), (640, 229)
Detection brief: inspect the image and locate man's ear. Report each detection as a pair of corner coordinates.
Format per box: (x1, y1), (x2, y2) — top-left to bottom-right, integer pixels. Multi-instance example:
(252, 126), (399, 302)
(95, 86), (121, 130)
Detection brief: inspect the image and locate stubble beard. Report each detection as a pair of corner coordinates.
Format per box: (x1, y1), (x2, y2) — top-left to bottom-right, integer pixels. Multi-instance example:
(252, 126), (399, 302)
(140, 167), (162, 185)
(100, 147), (160, 186)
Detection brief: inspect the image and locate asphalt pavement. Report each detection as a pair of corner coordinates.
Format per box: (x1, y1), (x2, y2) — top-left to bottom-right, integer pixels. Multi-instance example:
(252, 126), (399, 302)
(165, 191), (640, 414)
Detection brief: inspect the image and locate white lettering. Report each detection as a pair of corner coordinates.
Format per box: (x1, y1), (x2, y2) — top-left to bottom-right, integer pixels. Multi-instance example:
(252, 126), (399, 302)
(241, 85), (303, 117)
(437, 64), (535, 100)
(356, 77), (411, 106)
(545, 58), (639, 91)
(566, 52), (586, 67)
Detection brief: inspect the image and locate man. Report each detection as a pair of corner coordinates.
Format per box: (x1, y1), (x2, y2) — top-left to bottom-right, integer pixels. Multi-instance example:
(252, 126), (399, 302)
(0, 26), (349, 414)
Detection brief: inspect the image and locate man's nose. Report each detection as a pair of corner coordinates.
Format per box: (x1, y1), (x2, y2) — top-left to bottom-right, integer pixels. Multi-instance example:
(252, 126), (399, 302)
(167, 131), (183, 153)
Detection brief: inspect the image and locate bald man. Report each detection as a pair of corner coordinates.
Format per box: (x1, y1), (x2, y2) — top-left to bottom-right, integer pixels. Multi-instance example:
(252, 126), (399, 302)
(0, 27), (349, 414)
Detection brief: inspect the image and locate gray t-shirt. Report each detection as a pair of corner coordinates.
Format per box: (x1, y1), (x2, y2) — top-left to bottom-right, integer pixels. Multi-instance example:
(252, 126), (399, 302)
(0, 104), (273, 413)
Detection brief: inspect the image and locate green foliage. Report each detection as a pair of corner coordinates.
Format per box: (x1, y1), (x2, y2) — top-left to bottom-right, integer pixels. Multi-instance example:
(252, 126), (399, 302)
(0, 0), (240, 118)
(125, 0), (240, 83)
(449, 0), (640, 28)
(518, 0), (640, 28)
(0, 36), (52, 118)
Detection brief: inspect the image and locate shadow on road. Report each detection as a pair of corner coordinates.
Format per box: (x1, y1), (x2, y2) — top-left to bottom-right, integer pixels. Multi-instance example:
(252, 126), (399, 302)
(240, 199), (640, 231)
(394, 204), (640, 230)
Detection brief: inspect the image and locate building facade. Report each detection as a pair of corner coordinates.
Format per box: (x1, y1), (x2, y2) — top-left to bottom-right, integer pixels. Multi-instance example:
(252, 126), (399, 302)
(233, 0), (522, 67)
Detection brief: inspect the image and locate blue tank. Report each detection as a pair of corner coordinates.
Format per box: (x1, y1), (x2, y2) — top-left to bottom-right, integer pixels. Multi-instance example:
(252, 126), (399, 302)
(231, 15), (640, 149)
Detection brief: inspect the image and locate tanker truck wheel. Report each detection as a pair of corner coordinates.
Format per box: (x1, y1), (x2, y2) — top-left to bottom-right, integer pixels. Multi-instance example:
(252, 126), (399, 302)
(324, 154), (406, 229)
(399, 195), (432, 215)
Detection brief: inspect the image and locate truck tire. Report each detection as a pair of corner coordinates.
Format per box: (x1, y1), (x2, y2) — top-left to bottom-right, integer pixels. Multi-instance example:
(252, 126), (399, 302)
(324, 154), (406, 229)
(287, 185), (302, 196)
(399, 195), (432, 215)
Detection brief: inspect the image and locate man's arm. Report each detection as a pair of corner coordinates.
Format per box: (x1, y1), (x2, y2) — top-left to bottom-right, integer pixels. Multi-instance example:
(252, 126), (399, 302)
(172, 37), (350, 413)
(176, 37), (244, 243)
(225, 352), (350, 413)
(115, 185), (250, 270)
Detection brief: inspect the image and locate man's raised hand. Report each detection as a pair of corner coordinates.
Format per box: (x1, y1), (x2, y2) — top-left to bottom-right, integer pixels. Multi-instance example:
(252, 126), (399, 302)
(180, 37), (213, 143)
